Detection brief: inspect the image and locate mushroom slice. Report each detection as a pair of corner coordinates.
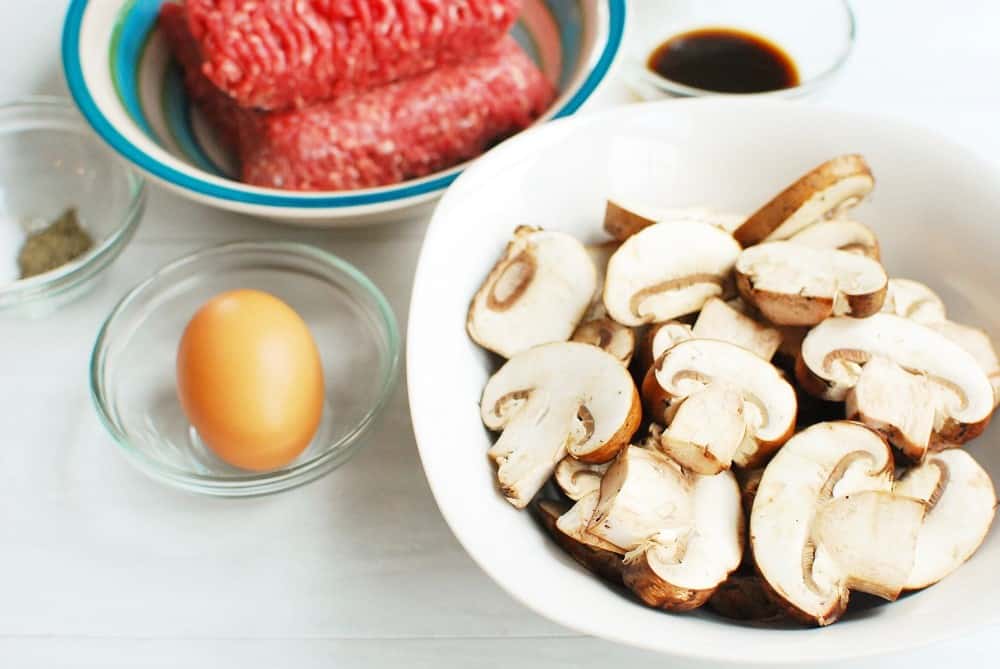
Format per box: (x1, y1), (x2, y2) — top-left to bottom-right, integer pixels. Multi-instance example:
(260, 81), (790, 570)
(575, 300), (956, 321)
(895, 449), (997, 590)
(468, 227), (597, 358)
(661, 382), (747, 475)
(654, 339), (798, 469)
(571, 317), (636, 366)
(622, 462), (743, 611)
(535, 499), (624, 584)
(481, 342), (641, 508)
(798, 314), (994, 446)
(583, 241), (619, 318)
(926, 321), (1000, 407)
(556, 491), (625, 554)
(603, 221), (741, 326)
(554, 458), (610, 501)
(750, 421), (904, 625)
(735, 242), (888, 326)
(787, 219), (880, 259)
(638, 320), (694, 373)
(880, 278), (947, 324)
(846, 357), (937, 461)
(692, 297), (783, 361)
(604, 200), (744, 241)
(734, 154), (874, 247)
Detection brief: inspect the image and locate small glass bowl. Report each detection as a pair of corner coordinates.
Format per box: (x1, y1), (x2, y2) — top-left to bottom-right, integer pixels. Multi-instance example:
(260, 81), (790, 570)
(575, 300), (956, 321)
(625, 0), (856, 99)
(90, 241), (401, 497)
(0, 97), (145, 316)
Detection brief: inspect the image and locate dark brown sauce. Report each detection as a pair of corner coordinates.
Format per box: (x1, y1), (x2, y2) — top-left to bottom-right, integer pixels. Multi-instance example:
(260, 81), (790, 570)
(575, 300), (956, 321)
(648, 28), (799, 94)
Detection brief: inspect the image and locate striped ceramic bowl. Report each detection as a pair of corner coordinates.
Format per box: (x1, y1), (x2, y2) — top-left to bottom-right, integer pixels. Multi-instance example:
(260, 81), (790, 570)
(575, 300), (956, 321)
(62, 0), (625, 226)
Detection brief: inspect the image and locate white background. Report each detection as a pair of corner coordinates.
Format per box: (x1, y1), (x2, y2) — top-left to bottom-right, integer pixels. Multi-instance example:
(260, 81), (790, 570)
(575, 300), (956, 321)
(2, 1), (999, 667)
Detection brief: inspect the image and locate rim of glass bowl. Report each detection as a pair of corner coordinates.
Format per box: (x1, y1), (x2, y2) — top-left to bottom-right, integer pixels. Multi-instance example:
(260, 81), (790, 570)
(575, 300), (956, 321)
(634, 0), (857, 99)
(89, 240), (402, 496)
(0, 96), (146, 310)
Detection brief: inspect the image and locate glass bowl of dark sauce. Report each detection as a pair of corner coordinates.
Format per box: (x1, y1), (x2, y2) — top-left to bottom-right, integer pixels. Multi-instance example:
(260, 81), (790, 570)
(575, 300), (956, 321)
(627, 0), (855, 99)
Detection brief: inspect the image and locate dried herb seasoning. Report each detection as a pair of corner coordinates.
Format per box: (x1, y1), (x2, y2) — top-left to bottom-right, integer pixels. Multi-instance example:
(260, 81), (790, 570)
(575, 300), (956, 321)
(17, 208), (93, 279)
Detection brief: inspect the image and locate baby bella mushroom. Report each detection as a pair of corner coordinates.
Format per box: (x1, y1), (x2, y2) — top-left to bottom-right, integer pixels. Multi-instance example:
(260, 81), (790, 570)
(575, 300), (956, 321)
(894, 449), (997, 590)
(692, 297), (783, 361)
(554, 457), (610, 501)
(589, 446), (743, 610)
(750, 421), (924, 626)
(787, 218), (881, 260)
(880, 278), (947, 323)
(480, 342), (641, 508)
(735, 242), (888, 326)
(734, 154), (874, 247)
(535, 499), (624, 584)
(654, 339), (798, 473)
(603, 221), (741, 326)
(468, 227), (596, 358)
(603, 201), (745, 241)
(798, 314), (994, 458)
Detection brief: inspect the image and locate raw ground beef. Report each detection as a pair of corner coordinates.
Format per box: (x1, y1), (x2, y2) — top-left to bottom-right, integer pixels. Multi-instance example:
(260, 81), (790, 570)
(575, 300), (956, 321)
(184, 0), (524, 110)
(160, 4), (554, 191)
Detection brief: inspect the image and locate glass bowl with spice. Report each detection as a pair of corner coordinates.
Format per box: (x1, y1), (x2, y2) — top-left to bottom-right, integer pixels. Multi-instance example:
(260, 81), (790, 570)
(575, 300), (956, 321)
(0, 97), (145, 316)
(625, 0), (856, 100)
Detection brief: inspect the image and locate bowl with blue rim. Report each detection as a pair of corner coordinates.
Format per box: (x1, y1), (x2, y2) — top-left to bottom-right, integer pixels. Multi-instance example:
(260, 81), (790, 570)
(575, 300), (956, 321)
(61, 0), (626, 226)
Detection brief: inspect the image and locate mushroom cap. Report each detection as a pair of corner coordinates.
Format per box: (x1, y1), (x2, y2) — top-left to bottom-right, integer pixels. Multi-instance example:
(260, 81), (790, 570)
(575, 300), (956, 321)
(798, 314), (995, 441)
(734, 154), (874, 247)
(881, 278), (947, 324)
(735, 242), (888, 326)
(623, 468), (743, 611)
(750, 421), (898, 625)
(895, 449), (997, 590)
(654, 339), (798, 467)
(556, 491), (625, 554)
(788, 218), (881, 259)
(535, 499), (624, 584)
(554, 457), (610, 501)
(583, 240), (619, 318)
(468, 227), (597, 358)
(481, 342), (640, 508)
(926, 320), (1000, 407)
(708, 574), (786, 622)
(571, 317), (636, 366)
(692, 297), (783, 361)
(603, 221), (741, 326)
(604, 200), (745, 241)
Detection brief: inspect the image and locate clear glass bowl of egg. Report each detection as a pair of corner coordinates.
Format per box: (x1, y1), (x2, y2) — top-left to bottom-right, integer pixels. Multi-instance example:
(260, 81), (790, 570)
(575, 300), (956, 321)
(90, 241), (401, 496)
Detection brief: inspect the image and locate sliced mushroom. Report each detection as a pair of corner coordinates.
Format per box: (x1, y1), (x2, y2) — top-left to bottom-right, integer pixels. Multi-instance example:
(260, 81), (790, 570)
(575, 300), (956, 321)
(735, 242), (888, 326)
(880, 278), (947, 324)
(556, 491), (625, 554)
(692, 297), (783, 361)
(603, 221), (741, 326)
(571, 317), (636, 366)
(787, 219), (880, 259)
(660, 382), (747, 475)
(798, 314), (994, 449)
(638, 320), (695, 374)
(845, 357), (938, 461)
(927, 320), (1000, 407)
(535, 499), (624, 584)
(481, 342), (641, 508)
(587, 446), (742, 610)
(468, 227), (597, 358)
(750, 421), (918, 625)
(604, 200), (744, 241)
(554, 457), (610, 501)
(734, 155), (874, 247)
(654, 339), (798, 470)
(895, 449), (997, 590)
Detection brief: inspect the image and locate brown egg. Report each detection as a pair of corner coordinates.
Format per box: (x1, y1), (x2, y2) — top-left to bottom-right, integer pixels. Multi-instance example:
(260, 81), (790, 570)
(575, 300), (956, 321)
(176, 289), (324, 471)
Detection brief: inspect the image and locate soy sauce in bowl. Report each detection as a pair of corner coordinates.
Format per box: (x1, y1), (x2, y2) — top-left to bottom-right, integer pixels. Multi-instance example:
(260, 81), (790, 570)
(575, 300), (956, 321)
(648, 28), (799, 94)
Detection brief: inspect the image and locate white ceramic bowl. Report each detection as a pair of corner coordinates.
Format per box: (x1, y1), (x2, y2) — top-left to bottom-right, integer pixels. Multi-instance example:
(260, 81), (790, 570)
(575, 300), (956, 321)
(61, 0), (625, 226)
(407, 98), (1000, 664)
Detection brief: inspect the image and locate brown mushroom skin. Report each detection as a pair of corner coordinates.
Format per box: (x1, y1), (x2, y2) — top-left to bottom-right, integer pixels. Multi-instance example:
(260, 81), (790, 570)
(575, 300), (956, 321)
(604, 200), (655, 241)
(571, 317), (636, 366)
(708, 574), (786, 622)
(736, 274), (887, 327)
(535, 500), (624, 584)
(641, 364), (673, 425)
(623, 553), (716, 612)
(734, 154), (873, 247)
(572, 384), (644, 464)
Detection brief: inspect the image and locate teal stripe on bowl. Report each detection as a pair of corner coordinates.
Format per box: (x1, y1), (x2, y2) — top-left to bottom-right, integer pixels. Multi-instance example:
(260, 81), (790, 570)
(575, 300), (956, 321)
(160, 62), (227, 176)
(110, 0), (160, 140)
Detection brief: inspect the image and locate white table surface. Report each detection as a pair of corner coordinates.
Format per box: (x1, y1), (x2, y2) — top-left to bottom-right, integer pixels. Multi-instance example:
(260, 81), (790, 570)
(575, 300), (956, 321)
(3, 2), (1000, 667)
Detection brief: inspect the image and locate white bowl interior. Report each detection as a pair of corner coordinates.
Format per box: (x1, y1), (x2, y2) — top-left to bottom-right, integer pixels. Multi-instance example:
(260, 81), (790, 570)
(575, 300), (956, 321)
(407, 98), (1000, 664)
